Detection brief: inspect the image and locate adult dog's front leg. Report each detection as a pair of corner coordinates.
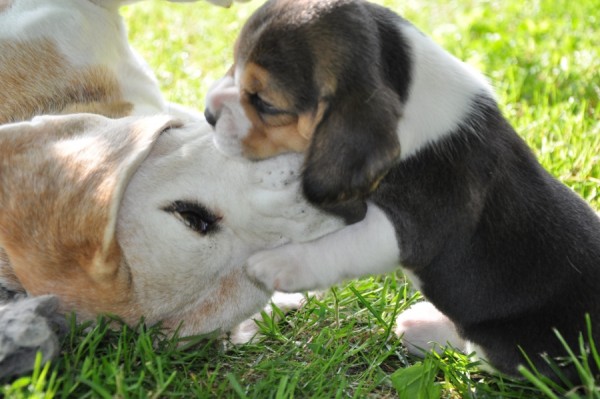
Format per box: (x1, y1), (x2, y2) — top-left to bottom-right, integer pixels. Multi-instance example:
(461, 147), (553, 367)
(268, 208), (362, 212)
(246, 204), (400, 292)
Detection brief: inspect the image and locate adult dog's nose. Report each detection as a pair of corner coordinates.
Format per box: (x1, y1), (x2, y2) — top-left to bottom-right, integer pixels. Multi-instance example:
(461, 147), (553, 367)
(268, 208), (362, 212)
(204, 108), (217, 127)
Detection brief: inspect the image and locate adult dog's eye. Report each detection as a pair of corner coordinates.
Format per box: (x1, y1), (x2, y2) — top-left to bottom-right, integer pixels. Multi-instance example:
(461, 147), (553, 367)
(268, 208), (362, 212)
(249, 93), (282, 115)
(162, 201), (221, 235)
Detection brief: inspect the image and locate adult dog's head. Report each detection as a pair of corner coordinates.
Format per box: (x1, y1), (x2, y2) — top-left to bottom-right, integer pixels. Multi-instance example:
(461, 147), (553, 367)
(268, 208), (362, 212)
(0, 114), (342, 337)
(205, 0), (412, 222)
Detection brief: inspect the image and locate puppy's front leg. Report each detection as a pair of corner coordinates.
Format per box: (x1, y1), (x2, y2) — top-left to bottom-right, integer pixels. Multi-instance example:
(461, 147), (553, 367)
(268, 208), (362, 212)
(247, 204), (400, 292)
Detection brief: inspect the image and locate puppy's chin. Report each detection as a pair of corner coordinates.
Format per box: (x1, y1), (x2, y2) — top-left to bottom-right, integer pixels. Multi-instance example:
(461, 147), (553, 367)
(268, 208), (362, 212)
(212, 130), (244, 158)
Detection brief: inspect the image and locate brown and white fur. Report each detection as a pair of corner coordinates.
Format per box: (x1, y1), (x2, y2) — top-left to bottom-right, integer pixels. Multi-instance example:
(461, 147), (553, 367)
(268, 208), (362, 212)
(204, 0), (600, 379)
(0, 112), (342, 338)
(0, 0), (250, 124)
(0, 0), (339, 341)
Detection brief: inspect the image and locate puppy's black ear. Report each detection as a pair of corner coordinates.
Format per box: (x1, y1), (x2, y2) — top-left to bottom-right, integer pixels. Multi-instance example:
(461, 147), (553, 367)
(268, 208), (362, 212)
(302, 86), (401, 223)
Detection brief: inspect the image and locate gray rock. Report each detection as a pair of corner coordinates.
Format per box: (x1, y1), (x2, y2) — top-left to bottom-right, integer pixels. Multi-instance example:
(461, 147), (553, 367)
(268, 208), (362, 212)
(0, 295), (67, 380)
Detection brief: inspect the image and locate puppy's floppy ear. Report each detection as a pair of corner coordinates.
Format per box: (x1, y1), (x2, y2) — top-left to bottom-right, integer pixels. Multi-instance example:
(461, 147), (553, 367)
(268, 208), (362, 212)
(297, 1), (412, 224)
(0, 114), (181, 320)
(302, 86), (401, 223)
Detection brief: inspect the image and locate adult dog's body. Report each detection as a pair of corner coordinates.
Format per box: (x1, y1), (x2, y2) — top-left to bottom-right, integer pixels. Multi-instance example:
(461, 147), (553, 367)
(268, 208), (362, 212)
(0, 0), (248, 124)
(205, 0), (600, 378)
(0, 0), (164, 122)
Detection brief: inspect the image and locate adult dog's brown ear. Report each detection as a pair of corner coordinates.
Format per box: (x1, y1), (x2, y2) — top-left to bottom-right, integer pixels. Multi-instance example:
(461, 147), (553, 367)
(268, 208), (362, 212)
(0, 114), (180, 321)
(302, 84), (402, 224)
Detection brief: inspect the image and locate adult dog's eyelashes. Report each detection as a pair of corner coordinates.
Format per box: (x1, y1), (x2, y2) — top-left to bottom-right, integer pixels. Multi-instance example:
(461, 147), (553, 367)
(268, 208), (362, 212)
(163, 201), (221, 235)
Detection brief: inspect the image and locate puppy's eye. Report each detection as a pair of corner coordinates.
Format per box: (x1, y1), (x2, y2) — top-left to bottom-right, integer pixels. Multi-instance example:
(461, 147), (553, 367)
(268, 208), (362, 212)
(162, 201), (221, 235)
(249, 93), (282, 115)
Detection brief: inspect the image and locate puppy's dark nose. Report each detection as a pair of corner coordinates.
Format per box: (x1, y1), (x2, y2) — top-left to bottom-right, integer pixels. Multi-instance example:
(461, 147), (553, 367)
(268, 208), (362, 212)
(204, 108), (217, 127)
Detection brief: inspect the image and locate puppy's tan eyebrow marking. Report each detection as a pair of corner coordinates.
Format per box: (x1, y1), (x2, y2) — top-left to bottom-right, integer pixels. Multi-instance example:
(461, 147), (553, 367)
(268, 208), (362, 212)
(241, 62), (295, 113)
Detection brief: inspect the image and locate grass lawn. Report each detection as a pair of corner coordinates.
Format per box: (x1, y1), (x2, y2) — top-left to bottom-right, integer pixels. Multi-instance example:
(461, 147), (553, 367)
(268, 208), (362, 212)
(2, 0), (599, 397)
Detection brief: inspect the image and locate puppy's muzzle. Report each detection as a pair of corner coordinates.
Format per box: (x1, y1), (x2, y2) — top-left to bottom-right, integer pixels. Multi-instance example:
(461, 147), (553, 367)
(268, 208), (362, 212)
(204, 76), (238, 128)
(204, 108), (218, 127)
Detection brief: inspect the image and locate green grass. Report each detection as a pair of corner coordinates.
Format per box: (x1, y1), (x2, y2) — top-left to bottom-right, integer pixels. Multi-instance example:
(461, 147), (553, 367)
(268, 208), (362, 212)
(2, 0), (599, 397)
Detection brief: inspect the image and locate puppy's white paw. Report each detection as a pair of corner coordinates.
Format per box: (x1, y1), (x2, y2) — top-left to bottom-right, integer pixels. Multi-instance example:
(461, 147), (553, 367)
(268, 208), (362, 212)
(229, 292), (313, 344)
(228, 317), (262, 345)
(395, 301), (466, 356)
(246, 248), (299, 292)
(247, 244), (317, 292)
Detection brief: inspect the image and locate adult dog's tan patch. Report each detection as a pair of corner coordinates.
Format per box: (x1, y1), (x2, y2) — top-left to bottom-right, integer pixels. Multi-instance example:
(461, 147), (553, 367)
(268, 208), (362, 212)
(0, 39), (132, 123)
(0, 248), (23, 294)
(62, 101), (134, 118)
(0, 0), (12, 13)
(0, 114), (178, 322)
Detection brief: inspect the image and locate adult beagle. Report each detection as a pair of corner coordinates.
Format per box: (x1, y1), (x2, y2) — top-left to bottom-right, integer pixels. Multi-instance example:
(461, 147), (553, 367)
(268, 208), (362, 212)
(205, 0), (600, 379)
(0, 0), (344, 378)
(0, 112), (341, 338)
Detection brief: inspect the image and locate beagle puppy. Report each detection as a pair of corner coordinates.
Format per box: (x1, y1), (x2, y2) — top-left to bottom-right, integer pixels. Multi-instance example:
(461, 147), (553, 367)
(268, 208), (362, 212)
(0, 113), (342, 338)
(205, 0), (600, 379)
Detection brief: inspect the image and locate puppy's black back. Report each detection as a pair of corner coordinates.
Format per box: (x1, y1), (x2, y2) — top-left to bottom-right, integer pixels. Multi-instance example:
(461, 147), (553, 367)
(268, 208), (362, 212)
(374, 95), (600, 377)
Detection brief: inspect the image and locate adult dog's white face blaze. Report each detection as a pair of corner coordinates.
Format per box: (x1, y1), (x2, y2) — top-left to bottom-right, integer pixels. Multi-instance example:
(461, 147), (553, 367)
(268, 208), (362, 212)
(116, 120), (343, 335)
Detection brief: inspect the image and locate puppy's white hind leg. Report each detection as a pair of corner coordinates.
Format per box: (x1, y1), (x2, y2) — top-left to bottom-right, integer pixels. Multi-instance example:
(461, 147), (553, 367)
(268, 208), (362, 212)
(395, 301), (466, 356)
(228, 292), (314, 344)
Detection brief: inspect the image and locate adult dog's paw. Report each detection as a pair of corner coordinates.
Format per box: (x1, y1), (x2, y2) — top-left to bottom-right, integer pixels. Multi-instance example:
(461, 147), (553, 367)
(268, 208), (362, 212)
(247, 244), (317, 293)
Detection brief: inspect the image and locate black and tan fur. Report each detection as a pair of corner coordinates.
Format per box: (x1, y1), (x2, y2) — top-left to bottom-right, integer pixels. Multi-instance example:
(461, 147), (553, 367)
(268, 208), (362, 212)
(206, 0), (600, 380)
